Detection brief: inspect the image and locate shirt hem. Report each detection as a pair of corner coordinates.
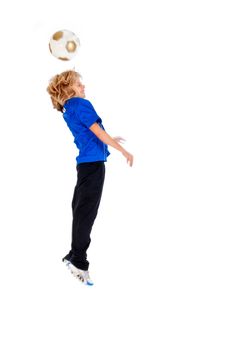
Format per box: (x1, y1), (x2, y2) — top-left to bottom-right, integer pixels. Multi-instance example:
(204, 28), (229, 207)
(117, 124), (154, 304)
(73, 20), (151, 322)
(76, 157), (108, 164)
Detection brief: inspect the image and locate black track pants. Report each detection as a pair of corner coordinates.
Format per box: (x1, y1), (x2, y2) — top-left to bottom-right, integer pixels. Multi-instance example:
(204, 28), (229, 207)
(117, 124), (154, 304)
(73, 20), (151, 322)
(63, 161), (105, 270)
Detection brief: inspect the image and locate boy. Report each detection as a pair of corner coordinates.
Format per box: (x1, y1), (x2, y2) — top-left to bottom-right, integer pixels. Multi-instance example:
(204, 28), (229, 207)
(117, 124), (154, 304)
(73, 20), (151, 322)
(47, 70), (133, 285)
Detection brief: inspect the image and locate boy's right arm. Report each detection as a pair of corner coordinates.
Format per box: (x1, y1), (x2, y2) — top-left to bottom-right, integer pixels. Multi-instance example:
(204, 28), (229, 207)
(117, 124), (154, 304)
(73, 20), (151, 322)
(89, 122), (133, 167)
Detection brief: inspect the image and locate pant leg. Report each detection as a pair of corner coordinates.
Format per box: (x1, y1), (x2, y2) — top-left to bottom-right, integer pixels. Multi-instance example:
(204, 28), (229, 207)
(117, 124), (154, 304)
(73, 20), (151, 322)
(68, 161), (105, 270)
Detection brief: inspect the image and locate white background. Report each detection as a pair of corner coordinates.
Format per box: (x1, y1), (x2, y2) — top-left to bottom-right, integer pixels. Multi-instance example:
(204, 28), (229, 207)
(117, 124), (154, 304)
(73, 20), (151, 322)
(0, 0), (232, 349)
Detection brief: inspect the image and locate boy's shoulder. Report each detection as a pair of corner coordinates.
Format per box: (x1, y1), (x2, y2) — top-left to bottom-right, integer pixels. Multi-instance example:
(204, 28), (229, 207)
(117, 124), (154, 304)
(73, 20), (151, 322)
(63, 98), (98, 122)
(64, 97), (94, 109)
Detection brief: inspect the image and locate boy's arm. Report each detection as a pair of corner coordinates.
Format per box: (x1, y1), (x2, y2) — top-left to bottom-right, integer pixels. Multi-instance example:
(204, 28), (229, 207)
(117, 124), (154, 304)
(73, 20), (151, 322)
(89, 123), (125, 152)
(89, 122), (133, 166)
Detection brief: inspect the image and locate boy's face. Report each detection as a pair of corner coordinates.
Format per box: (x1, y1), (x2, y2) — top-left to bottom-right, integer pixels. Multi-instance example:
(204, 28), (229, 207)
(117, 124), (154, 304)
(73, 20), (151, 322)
(72, 76), (85, 98)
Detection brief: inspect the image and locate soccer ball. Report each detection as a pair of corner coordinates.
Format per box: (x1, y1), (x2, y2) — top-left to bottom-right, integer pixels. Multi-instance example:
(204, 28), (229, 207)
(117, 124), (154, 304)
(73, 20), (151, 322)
(49, 29), (80, 61)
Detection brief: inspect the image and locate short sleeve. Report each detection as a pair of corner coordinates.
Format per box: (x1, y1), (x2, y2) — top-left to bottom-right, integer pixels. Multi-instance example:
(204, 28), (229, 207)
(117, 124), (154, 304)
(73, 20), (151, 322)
(78, 99), (99, 128)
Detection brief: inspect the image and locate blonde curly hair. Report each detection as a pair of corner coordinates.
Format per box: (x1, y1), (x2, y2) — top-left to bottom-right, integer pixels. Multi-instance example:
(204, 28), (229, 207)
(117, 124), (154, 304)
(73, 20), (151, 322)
(47, 70), (82, 112)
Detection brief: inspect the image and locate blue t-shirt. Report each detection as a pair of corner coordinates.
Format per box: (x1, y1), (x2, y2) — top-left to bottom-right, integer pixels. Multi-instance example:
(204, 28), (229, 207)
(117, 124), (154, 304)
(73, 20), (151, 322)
(62, 97), (110, 164)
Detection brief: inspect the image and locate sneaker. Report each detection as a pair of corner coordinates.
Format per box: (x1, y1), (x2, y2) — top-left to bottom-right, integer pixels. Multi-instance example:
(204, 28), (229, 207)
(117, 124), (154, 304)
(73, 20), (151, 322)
(68, 263), (94, 286)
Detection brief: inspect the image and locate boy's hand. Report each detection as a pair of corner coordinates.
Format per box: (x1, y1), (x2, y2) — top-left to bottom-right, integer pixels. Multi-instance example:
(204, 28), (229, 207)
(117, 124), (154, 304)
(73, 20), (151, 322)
(113, 136), (126, 144)
(122, 150), (134, 167)
(113, 137), (133, 167)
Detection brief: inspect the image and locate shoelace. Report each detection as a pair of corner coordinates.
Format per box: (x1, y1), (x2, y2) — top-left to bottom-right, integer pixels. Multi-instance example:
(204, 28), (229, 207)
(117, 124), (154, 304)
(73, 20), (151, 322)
(76, 271), (85, 283)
